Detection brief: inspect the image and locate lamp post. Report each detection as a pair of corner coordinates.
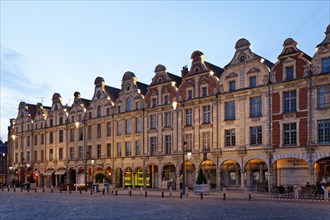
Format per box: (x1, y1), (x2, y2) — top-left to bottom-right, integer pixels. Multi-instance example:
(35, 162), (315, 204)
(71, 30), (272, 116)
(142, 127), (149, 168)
(76, 115), (88, 190)
(91, 160), (95, 183)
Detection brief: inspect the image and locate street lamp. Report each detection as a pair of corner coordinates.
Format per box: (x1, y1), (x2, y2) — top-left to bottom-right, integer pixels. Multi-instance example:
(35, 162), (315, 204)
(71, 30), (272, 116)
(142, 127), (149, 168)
(91, 160), (95, 183)
(76, 116), (88, 190)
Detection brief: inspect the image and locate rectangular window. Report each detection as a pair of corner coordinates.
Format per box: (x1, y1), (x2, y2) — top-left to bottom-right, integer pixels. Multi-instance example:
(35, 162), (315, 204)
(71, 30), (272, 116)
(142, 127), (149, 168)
(59, 130), (64, 142)
(202, 132), (210, 150)
(88, 125), (92, 139)
(41, 150), (44, 161)
(34, 151), (37, 162)
(283, 123), (297, 145)
(59, 116), (63, 125)
(250, 76), (257, 87)
(34, 135), (38, 145)
(107, 122), (111, 136)
(187, 89), (193, 99)
(165, 135), (171, 155)
(49, 132), (53, 144)
(185, 133), (193, 151)
(250, 96), (262, 117)
(70, 129), (74, 142)
(250, 126), (262, 145)
(59, 148), (63, 160)
(97, 124), (101, 138)
(152, 98), (157, 107)
(79, 127), (83, 140)
(97, 144), (101, 158)
(150, 137), (157, 156)
(283, 91), (296, 113)
(125, 142), (132, 156)
(164, 112), (171, 127)
(78, 146), (83, 159)
(126, 119), (132, 134)
(202, 105), (211, 124)
(117, 143), (122, 157)
(21, 152), (24, 162)
(322, 57), (330, 73)
(185, 109), (193, 126)
(27, 151), (30, 163)
(317, 85), (330, 109)
(87, 145), (92, 158)
(229, 81), (236, 92)
(117, 121), (122, 135)
(201, 86), (207, 97)
(225, 101), (236, 120)
(106, 143), (111, 158)
(106, 108), (110, 116)
(318, 120), (330, 144)
(136, 118), (141, 133)
(27, 136), (30, 146)
(70, 147), (74, 160)
(50, 119), (53, 127)
(49, 149), (53, 161)
(285, 66), (294, 80)
(225, 129), (236, 147)
(136, 140), (141, 156)
(15, 153), (18, 163)
(150, 115), (157, 129)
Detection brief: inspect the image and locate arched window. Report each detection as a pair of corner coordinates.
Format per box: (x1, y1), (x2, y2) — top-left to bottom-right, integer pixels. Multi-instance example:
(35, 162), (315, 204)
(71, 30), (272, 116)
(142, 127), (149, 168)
(126, 97), (132, 112)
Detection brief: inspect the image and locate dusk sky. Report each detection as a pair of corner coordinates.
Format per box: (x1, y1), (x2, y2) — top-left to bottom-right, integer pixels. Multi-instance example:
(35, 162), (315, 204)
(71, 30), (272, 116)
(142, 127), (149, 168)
(1, 1), (329, 142)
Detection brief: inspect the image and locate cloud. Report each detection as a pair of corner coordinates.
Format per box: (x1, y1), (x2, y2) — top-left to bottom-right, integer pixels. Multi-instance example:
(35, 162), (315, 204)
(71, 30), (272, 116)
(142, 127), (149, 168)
(0, 47), (51, 141)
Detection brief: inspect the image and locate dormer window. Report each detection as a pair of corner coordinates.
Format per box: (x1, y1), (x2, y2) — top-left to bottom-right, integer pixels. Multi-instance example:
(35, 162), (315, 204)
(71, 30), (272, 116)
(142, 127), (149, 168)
(250, 76), (257, 87)
(152, 98), (157, 107)
(97, 105), (101, 117)
(285, 66), (294, 80)
(229, 81), (236, 92)
(164, 95), (169, 104)
(194, 67), (200, 73)
(322, 57), (330, 73)
(187, 89), (193, 100)
(118, 106), (122, 113)
(201, 86), (208, 97)
(126, 97), (132, 112)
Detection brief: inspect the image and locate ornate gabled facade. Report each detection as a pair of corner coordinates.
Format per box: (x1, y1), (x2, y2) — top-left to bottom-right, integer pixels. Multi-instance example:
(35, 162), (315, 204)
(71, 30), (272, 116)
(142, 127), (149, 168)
(7, 25), (330, 193)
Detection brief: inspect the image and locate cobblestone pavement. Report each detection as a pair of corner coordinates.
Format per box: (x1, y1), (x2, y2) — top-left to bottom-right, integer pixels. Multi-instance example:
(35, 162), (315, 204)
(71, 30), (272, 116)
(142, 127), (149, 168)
(1, 188), (329, 220)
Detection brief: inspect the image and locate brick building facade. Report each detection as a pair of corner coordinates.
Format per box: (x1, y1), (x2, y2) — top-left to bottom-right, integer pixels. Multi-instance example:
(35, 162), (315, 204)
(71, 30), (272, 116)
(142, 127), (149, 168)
(7, 25), (330, 192)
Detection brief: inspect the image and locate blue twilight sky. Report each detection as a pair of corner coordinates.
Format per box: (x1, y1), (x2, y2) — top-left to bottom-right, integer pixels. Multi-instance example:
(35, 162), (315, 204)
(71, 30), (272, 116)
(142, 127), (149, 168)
(1, 0), (329, 141)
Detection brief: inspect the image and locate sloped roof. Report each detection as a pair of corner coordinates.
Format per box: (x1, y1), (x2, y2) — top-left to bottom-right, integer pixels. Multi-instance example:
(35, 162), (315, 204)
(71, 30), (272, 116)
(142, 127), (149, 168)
(137, 81), (148, 95)
(105, 85), (121, 101)
(205, 61), (224, 78)
(167, 72), (182, 87)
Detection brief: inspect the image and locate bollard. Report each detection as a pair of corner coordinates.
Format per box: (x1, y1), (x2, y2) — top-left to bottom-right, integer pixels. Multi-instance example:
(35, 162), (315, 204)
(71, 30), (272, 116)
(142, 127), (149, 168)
(43, 188), (45, 193)
(115, 190), (117, 196)
(103, 188), (105, 195)
(80, 189), (82, 194)
(249, 194), (252, 201)
(27, 188), (29, 193)
(91, 189), (93, 195)
(8, 186), (10, 192)
(223, 193), (226, 200)
(162, 191), (164, 198)
(169, 187), (172, 197)
(35, 188), (37, 193)
(145, 191), (147, 198)
(180, 192), (182, 199)
(51, 189), (53, 193)
(201, 193), (203, 200)
(69, 189), (71, 194)
(21, 188), (23, 192)
(14, 187), (16, 192)
(129, 190), (132, 197)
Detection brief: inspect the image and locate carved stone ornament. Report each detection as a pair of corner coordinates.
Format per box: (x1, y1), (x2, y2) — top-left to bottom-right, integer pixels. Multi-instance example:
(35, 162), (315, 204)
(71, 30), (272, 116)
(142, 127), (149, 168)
(219, 85), (224, 93)
(96, 90), (101, 99)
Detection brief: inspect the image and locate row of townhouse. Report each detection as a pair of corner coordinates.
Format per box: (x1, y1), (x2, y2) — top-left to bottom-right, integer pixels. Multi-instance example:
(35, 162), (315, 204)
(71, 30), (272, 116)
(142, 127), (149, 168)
(7, 25), (330, 192)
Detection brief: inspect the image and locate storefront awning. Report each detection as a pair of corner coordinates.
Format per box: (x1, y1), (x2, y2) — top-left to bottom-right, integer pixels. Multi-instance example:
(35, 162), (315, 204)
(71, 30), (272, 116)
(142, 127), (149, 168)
(43, 170), (55, 176)
(55, 170), (66, 175)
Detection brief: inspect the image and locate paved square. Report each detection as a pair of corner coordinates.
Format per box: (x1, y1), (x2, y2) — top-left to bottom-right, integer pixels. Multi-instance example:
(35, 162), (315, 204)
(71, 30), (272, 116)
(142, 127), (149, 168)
(1, 189), (329, 220)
